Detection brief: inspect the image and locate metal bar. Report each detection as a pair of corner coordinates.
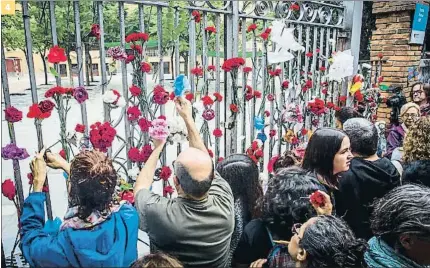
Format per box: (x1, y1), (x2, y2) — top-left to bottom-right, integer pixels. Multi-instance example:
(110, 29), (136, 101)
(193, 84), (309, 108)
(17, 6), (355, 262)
(125, 1), (232, 14)
(73, 0), (89, 137)
(202, 12), (208, 95)
(238, 14), (344, 29)
(1, 42), (25, 212)
(241, 18), (247, 153)
(174, 8), (180, 77)
(97, 2), (110, 126)
(119, 1), (132, 170)
(22, 1), (53, 220)
(157, 6), (167, 166)
(215, 14), (221, 161)
(138, 3), (149, 145)
(189, 9), (196, 92)
(312, 27), (317, 98)
(319, 27), (325, 99)
(250, 18), (257, 142)
(49, 0), (61, 86)
(304, 26), (310, 105)
(269, 41), (275, 160)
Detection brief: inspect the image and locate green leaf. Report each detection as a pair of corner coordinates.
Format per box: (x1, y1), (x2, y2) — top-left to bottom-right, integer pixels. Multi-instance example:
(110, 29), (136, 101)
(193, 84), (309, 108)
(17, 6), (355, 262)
(108, 63), (117, 73)
(379, 84), (389, 91)
(49, 67), (59, 77)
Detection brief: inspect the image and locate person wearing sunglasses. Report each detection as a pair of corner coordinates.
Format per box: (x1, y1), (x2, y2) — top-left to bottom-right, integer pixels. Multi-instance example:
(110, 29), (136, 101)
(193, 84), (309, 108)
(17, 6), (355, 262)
(133, 96), (234, 267)
(386, 102), (420, 159)
(410, 82), (430, 116)
(365, 184), (430, 268)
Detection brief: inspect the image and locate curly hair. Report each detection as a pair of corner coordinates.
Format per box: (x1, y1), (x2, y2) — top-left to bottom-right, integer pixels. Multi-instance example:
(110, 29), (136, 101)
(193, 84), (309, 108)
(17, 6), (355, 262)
(370, 184), (430, 249)
(69, 150), (118, 219)
(216, 154), (263, 219)
(130, 253), (183, 268)
(257, 166), (326, 239)
(300, 215), (368, 268)
(273, 151), (301, 172)
(403, 116), (430, 163)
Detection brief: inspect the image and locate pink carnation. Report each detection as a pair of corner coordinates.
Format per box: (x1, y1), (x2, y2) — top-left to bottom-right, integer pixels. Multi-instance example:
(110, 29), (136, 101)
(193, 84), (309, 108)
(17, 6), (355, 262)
(148, 118), (170, 140)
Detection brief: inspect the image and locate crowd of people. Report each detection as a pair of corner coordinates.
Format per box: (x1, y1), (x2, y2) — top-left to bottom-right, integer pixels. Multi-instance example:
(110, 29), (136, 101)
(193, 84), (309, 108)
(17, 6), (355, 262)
(18, 84), (430, 267)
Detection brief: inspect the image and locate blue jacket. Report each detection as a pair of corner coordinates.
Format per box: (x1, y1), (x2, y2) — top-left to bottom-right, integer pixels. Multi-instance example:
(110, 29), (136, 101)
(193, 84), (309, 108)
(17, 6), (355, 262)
(20, 192), (138, 267)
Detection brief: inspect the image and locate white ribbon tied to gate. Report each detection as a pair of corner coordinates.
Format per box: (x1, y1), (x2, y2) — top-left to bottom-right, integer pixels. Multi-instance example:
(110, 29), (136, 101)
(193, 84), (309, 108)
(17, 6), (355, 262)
(268, 20), (305, 64)
(327, 49), (355, 82)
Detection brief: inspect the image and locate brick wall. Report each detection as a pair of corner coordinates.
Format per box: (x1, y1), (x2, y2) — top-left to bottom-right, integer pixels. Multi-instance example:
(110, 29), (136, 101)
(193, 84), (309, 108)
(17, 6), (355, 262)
(370, 1), (425, 122)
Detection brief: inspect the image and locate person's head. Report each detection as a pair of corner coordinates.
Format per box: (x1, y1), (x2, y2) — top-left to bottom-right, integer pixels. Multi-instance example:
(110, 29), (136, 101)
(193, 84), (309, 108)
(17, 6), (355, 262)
(130, 253), (183, 268)
(402, 160), (430, 187)
(302, 128), (353, 188)
(403, 116), (430, 163)
(410, 82), (430, 105)
(343, 118), (378, 158)
(216, 154), (263, 218)
(173, 148), (214, 199)
(400, 102), (420, 128)
(68, 150), (118, 219)
(335, 107), (363, 129)
(370, 184), (430, 265)
(258, 166), (327, 239)
(273, 151), (301, 172)
(288, 215), (367, 268)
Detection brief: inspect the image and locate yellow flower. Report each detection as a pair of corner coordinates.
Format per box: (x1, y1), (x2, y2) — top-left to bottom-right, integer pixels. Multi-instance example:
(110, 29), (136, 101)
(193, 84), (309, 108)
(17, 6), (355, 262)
(349, 82), (362, 94)
(283, 129), (295, 143)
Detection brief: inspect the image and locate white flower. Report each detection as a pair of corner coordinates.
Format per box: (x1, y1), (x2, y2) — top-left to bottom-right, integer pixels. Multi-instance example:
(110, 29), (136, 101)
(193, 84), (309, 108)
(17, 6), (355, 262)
(115, 97), (126, 107)
(361, 63), (372, 69)
(127, 167), (140, 179)
(192, 100), (205, 114)
(167, 117), (188, 143)
(328, 50), (354, 82)
(103, 90), (117, 104)
(329, 39), (336, 47)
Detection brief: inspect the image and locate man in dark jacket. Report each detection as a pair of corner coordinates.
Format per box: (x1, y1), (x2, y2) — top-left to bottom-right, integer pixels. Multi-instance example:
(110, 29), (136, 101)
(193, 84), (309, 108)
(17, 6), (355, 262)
(336, 118), (401, 240)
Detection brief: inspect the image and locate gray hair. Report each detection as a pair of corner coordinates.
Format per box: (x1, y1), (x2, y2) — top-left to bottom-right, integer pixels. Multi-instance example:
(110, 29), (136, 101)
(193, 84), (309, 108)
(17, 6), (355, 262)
(343, 118), (378, 157)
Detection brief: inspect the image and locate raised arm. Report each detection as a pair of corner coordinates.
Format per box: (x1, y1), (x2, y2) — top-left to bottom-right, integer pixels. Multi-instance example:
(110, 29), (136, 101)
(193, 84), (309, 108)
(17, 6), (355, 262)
(134, 139), (166, 194)
(175, 96), (207, 153)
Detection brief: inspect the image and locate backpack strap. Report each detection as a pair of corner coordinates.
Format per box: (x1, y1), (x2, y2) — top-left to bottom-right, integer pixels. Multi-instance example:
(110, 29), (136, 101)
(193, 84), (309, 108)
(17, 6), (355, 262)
(392, 160), (403, 179)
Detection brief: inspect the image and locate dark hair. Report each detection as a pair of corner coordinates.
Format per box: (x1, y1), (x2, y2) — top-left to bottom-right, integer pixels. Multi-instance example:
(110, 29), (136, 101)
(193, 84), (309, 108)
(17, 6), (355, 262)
(302, 128), (348, 188)
(130, 253), (183, 268)
(273, 151), (301, 172)
(175, 161), (213, 198)
(300, 215), (368, 268)
(335, 107), (363, 125)
(410, 82), (430, 102)
(216, 154), (263, 219)
(370, 184), (430, 249)
(69, 150), (118, 219)
(402, 160), (430, 187)
(343, 118), (378, 157)
(258, 166), (326, 239)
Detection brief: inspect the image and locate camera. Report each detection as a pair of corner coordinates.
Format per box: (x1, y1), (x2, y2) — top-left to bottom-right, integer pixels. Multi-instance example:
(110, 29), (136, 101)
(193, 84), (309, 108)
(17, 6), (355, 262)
(386, 84), (406, 126)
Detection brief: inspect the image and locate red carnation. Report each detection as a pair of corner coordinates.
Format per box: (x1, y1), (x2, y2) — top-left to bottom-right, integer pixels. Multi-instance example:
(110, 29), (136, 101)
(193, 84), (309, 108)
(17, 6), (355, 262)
(247, 23), (257, 33)
(205, 26), (216, 34)
(322, 89), (328, 95)
(282, 80), (289, 89)
(254, 91), (262, 98)
(47, 46), (67, 64)
(243, 67), (252, 73)
(128, 147), (142, 162)
(290, 3), (300, 11)
(89, 122), (116, 152)
(185, 93), (194, 102)
(319, 66), (327, 72)
(208, 65), (216, 72)
(126, 54), (135, 64)
(4, 106), (23, 123)
(158, 115), (166, 120)
(138, 118), (152, 132)
(213, 92), (223, 102)
(207, 148), (214, 158)
(75, 124), (85, 133)
(163, 185), (175, 196)
(59, 149), (66, 159)
(159, 166), (172, 181)
(264, 110), (270, 117)
(213, 128), (223, 138)
(1, 179), (15, 201)
(27, 103), (51, 119)
(130, 44), (143, 54)
(301, 128), (308, 136)
(191, 10), (201, 23)
(222, 57), (245, 72)
(377, 52), (383, 59)
(140, 62), (152, 73)
(90, 24), (100, 39)
(267, 94), (274, 102)
(191, 67), (203, 77)
(202, 95), (214, 106)
(129, 85), (142, 97)
(125, 32), (149, 43)
(153, 85), (169, 105)
(127, 106), (142, 121)
(305, 52), (313, 58)
(269, 68), (282, 77)
(310, 191), (326, 207)
(260, 32), (270, 41)
(45, 86), (66, 98)
(141, 144), (153, 163)
(230, 104), (239, 113)
(354, 90), (364, 102)
(269, 129), (277, 137)
(121, 191), (135, 204)
(339, 95), (347, 103)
